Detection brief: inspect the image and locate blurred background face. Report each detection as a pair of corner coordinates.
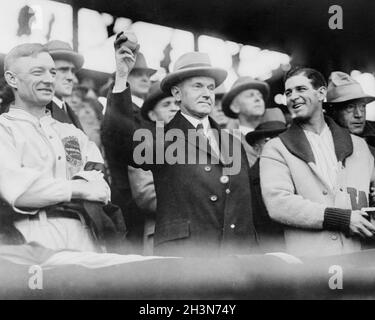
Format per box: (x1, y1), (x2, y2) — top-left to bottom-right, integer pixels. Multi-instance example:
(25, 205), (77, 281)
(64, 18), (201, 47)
(128, 69), (152, 98)
(78, 102), (99, 125)
(65, 86), (87, 115)
(148, 96), (179, 123)
(54, 59), (75, 99)
(231, 89), (265, 117)
(336, 100), (367, 135)
(173, 76), (215, 119)
(11, 52), (56, 106)
(210, 97), (229, 127)
(284, 75), (323, 122)
(252, 136), (272, 155)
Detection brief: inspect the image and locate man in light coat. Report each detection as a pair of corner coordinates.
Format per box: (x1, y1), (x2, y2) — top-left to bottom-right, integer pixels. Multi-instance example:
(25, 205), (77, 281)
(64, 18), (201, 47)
(260, 67), (375, 257)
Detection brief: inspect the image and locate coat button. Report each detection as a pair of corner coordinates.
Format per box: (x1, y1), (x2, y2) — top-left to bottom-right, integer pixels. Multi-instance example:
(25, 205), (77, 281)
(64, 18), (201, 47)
(322, 190), (328, 195)
(220, 175), (229, 184)
(204, 166), (211, 172)
(210, 195), (218, 202)
(49, 135), (53, 139)
(331, 235), (338, 240)
(225, 189), (231, 194)
(339, 188), (344, 192)
(57, 156), (62, 160)
(230, 224), (236, 229)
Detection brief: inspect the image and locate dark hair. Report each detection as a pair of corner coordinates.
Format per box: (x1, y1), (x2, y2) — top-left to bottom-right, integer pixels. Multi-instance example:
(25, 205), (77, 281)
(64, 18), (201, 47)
(0, 78), (14, 113)
(4, 43), (48, 72)
(284, 67), (327, 89)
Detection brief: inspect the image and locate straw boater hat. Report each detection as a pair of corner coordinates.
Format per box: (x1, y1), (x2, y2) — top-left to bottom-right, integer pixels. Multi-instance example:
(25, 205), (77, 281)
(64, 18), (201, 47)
(245, 107), (287, 146)
(160, 52), (227, 93)
(222, 76), (270, 119)
(324, 71), (375, 108)
(131, 52), (156, 77)
(44, 40), (84, 70)
(141, 81), (173, 121)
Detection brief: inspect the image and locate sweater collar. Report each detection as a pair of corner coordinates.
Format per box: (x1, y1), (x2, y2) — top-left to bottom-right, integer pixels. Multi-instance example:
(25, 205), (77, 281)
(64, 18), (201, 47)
(279, 116), (353, 164)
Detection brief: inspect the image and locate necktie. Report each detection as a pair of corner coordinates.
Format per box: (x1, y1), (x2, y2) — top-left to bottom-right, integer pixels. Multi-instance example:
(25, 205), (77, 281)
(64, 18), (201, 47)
(196, 123), (220, 158)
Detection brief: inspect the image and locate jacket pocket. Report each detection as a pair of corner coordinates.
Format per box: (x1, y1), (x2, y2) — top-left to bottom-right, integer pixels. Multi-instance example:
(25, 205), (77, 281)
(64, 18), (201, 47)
(154, 220), (190, 245)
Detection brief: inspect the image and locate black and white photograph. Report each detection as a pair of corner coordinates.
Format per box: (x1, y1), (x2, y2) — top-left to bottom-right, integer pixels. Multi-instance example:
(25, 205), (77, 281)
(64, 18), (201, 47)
(0, 0), (375, 307)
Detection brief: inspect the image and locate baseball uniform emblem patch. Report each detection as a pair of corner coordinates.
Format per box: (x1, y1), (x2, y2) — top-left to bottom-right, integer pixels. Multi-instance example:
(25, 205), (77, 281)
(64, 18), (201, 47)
(62, 136), (82, 166)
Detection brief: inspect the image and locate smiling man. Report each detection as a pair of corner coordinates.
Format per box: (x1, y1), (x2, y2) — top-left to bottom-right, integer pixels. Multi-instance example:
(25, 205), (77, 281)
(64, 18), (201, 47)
(324, 71), (375, 156)
(260, 67), (375, 257)
(102, 32), (258, 257)
(44, 40), (83, 129)
(0, 43), (110, 250)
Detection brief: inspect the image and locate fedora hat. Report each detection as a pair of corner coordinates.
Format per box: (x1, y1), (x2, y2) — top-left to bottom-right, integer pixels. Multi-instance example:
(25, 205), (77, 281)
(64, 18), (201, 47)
(324, 71), (375, 107)
(246, 107), (287, 146)
(214, 83), (227, 99)
(44, 40), (84, 69)
(131, 52), (156, 77)
(160, 52), (227, 93)
(141, 81), (173, 121)
(222, 76), (270, 119)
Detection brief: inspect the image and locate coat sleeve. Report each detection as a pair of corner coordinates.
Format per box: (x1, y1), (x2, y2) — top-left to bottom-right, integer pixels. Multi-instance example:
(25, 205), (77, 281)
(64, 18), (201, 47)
(128, 166), (156, 213)
(260, 139), (350, 232)
(101, 87), (155, 171)
(0, 124), (72, 213)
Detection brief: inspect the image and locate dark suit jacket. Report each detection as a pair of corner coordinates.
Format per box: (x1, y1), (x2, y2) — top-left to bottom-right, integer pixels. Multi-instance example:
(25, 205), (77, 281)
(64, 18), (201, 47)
(102, 88), (258, 257)
(46, 100), (83, 130)
(104, 102), (153, 254)
(249, 159), (286, 252)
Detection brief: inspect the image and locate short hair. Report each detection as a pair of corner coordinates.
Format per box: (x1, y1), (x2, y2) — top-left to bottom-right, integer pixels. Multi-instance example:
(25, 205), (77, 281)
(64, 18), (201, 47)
(4, 43), (48, 72)
(284, 67), (327, 89)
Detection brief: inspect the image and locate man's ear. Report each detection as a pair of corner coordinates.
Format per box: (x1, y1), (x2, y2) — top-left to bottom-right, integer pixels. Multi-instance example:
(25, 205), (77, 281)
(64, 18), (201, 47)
(229, 100), (240, 115)
(317, 86), (327, 102)
(148, 110), (157, 122)
(171, 86), (181, 103)
(4, 71), (17, 89)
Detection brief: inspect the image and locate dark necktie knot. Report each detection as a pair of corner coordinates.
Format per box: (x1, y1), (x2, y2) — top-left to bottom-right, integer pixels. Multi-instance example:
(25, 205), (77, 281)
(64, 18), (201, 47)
(196, 123), (204, 132)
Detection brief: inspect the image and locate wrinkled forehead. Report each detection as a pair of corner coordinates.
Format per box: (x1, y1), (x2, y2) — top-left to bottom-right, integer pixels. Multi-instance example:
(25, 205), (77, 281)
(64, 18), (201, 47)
(285, 74), (313, 91)
(11, 52), (55, 73)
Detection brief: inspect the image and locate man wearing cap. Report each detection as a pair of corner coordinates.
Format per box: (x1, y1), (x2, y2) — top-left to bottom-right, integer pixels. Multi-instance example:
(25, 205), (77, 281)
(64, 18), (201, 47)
(128, 52), (156, 110)
(222, 77), (270, 167)
(102, 33), (257, 257)
(44, 40), (84, 129)
(0, 43), (110, 250)
(128, 81), (179, 255)
(324, 71), (375, 156)
(260, 67), (375, 257)
(246, 108), (287, 252)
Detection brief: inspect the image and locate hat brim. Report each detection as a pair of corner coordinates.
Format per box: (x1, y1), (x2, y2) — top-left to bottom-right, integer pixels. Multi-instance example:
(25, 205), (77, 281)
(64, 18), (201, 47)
(50, 50), (84, 70)
(222, 81), (270, 119)
(323, 95), (375, 108)
(141, 91), (171, 121)
(132, 67), (157, 77)
(160, 67), (227, 93)
(246, 127), (287, 146)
